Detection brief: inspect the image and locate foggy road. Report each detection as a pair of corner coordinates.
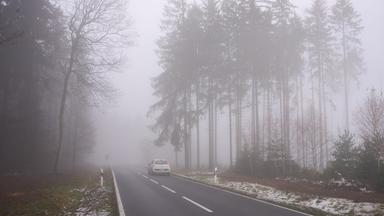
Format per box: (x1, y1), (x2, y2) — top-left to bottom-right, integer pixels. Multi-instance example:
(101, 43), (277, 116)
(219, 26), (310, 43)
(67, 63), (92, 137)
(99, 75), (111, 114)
(114, 168), (311, 216)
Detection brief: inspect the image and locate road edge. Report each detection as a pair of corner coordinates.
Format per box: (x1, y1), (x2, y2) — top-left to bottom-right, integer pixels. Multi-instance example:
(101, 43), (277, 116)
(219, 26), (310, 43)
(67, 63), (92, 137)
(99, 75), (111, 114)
(172, 173), (326, 216)
(112, 169), (126, 216)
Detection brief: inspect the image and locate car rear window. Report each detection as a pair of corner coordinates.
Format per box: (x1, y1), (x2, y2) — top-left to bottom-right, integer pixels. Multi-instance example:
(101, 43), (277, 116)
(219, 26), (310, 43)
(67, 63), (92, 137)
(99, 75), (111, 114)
(154, 160), (168, 164)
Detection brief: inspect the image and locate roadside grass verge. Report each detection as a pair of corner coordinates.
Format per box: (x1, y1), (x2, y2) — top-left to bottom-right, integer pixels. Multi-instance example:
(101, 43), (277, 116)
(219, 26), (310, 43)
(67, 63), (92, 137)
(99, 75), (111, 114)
(0, 168), (117, 216)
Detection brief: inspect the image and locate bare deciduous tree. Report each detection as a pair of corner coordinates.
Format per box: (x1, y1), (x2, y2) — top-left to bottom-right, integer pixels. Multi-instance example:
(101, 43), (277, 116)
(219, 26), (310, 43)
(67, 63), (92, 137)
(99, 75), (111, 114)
(54, 0), (131, 173)
(357, 90), (384, 147)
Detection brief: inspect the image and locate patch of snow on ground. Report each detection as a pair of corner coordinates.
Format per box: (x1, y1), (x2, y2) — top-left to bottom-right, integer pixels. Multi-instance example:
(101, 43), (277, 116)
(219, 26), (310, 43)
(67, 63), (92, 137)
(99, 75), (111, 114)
(65, 186), (111, 216)
(183, 174), (384, 216)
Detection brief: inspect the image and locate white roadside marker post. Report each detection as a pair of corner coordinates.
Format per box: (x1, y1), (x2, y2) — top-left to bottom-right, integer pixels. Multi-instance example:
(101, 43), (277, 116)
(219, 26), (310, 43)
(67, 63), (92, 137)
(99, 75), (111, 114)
(100, 168), (104, 187)
(214, 167), (218, 184)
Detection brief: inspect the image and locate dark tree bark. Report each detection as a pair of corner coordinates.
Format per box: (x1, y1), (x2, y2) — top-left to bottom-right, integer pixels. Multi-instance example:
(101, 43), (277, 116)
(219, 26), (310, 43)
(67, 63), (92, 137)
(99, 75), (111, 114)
(228, 87), (233, 168)
(196, 84), (200, 169)
(54, 38), (78, 173)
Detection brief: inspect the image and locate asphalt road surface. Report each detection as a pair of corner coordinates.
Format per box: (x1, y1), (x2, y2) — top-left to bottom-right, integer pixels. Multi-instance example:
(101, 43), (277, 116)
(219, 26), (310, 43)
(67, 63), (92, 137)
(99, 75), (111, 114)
(113, 167), (311, 216)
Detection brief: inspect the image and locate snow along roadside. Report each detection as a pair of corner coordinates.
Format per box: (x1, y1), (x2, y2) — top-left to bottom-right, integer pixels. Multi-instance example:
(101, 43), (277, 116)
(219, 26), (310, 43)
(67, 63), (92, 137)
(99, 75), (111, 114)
(112, 169), (126, 216)
(173, 173), (312, 216)
(173, 173), (384, 216)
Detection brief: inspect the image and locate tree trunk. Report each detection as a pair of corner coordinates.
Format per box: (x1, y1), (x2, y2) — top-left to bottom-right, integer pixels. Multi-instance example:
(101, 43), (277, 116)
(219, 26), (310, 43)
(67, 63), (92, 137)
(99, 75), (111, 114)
(296, 78), (300, 165)
(251, 79), (256, 151)
(318, 67), (324, 170)
(196, 84), (200, 169)
(54, 69), (72, 173)
(214, 99), (218, 167)
(342, 20), (350, 131)
(322, 79), (328, 165)
(267, 85), (272, 153)
(311, 76), (317, 170)
(54, 38), (78, 173)
(188, 89), (192, 168)
(262, 89), (267, 159)
(235, 81), (242, 164)
(72, 118), (79, 172)
(208, 79), (214, 170)
(282, 77), (290, 174)
(300, 76), (305, 168)
(284, 78), (290, 159)
(183, 89), (191, 170)
(279, 81), (284, 147)
(228, 88), (233, 168)
(175, 149), (178, 169)
(255, 81), (259, 154)
(0, 71), (10, 172)
(183, 90), (188, 169)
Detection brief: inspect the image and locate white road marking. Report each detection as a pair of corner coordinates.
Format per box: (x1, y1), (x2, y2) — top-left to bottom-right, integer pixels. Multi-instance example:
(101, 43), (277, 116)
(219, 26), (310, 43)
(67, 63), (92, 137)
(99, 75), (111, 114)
(112, 170), (126, 216)
(150, 179), (159, 184)
(174, 175), (312, 216)
(182, 196), (213, 213)
(161, 185), (176, 193)
(142, 175), (148, 179)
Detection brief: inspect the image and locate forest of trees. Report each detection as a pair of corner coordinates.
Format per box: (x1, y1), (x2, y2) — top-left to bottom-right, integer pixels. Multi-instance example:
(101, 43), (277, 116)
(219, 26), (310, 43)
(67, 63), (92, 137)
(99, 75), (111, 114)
(151, 0), (384, 186)
(0, 0), (130, 174)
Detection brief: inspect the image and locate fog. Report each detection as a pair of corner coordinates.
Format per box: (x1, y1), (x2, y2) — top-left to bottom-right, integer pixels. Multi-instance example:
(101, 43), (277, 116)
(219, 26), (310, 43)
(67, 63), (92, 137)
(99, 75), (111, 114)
(1, 0), (383, 173)
(2, 1), (384, 214)
(92, 0), (168, 166)
(91, 0), (384, 168)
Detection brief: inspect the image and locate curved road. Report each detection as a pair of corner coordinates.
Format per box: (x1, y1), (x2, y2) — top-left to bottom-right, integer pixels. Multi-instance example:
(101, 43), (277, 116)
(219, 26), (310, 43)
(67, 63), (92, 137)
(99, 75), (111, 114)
(114, 168), (311, 216)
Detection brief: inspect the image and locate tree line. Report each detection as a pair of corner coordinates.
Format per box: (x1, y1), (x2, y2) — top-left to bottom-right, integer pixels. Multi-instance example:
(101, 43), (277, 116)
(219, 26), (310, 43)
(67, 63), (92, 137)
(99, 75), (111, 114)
(0, 0), (130, 174)
(151, 0), (365, 175)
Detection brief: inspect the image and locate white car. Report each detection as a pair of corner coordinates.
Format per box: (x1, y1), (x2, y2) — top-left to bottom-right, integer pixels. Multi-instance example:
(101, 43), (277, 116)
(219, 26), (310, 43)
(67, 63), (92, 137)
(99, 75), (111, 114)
(148, 159), (171, 176)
